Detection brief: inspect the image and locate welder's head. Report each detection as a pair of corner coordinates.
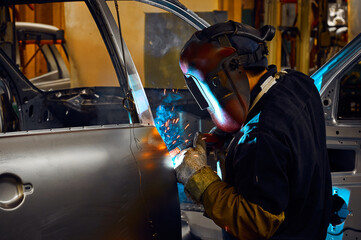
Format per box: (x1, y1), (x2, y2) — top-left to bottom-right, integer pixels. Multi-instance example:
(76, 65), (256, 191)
(180, 21), (275, 132)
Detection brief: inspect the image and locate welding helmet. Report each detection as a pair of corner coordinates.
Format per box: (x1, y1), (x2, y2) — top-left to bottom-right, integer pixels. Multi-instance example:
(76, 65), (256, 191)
(180, 21), (275, 132)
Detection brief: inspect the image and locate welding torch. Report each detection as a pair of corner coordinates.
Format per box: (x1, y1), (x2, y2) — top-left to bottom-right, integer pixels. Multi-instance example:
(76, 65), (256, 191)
(169, 129), (231, 158)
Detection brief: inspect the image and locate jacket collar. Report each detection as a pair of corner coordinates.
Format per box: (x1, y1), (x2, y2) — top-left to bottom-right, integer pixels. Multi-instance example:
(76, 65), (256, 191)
(249, 65), (277, 107)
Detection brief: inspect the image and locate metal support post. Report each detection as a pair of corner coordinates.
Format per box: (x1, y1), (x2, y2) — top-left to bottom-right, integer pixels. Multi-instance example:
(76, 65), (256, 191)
(264, 0), (282, 69)
(348, 0), (361, 42)
(296, 0), (311, 74)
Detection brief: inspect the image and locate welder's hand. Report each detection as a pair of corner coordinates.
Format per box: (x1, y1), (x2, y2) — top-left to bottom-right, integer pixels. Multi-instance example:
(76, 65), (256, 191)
(174, 132), (207, 185)
(174, 133), (220, 202)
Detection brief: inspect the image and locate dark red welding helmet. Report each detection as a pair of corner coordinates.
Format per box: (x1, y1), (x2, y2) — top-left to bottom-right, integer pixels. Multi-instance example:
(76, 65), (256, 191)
(180, 21), (275, 132)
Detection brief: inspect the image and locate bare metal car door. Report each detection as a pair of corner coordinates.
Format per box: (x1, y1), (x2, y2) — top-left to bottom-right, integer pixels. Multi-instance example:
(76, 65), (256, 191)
(312, 34), (361, 239)
(0, 126), (179, 239)
(0, 1), (180, 239)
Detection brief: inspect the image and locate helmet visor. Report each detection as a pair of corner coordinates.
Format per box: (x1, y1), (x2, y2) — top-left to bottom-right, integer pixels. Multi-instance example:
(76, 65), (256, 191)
(184, 73), (234, 121)
(184, 75), (209, 110)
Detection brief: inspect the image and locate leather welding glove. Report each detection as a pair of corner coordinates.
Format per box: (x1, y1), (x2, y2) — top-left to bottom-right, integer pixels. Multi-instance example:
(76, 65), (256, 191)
(175, 133), (220, 202)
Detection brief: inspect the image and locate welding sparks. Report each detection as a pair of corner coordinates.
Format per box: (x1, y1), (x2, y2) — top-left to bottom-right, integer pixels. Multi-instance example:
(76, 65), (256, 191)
(154, 94), (189, 153)
(152, 92), (198, 204)
(169, 147), (181, 158)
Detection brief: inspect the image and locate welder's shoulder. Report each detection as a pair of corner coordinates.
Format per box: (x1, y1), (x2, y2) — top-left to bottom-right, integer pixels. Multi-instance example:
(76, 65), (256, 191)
(282, 69), (320, 106)
(259, 69), (320, 131)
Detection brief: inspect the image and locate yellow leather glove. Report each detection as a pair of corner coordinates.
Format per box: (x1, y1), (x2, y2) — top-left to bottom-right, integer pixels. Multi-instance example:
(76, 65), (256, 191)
(175, 133), (220, 202)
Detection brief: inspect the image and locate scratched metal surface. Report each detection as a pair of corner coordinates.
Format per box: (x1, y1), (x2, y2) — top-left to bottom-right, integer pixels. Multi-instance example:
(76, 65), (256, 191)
(0, 124), (180, 239)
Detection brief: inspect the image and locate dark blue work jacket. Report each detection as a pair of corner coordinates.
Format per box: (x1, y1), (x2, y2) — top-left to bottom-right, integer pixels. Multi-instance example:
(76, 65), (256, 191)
(225, 66), (332, 239)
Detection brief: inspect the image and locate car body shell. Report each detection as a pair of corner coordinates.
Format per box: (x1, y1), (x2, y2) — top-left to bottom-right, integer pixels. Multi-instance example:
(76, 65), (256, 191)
(0, 0), (208, 239)
(311, 33), (361, 240)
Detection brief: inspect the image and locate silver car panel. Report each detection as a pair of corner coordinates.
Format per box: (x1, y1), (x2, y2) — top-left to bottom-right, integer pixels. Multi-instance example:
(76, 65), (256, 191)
(312, 34), (361, 239)
(0, 124), (180, 239)
(0, 1), (187, 239)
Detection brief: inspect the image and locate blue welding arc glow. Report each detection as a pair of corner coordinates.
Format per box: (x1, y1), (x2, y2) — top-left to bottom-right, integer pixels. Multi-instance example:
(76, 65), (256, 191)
(132, 89), (149, 114)
(326, 187), (351, 240)
(311, 33), (361, 92)
(154, 92), (186, 152)
(238, 112), (260, 144)
(217, 161), (222, 180)
(128, 74), (151, 114)
(173, 150), (186, 169)
(312, 50), (348, 92)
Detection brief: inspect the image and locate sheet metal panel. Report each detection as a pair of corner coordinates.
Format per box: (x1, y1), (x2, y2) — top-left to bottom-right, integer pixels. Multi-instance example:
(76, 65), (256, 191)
(0, 125), (180, 239)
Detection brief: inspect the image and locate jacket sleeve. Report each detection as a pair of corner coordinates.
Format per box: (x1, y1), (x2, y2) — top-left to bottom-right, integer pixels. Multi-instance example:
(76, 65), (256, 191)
(202, 180), (285, 239)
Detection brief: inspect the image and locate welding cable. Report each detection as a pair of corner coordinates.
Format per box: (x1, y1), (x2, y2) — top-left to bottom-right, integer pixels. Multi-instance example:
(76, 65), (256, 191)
(113, 0), (128, 84)
(327, 227), (361, 236)
(113, 1), (157, 238)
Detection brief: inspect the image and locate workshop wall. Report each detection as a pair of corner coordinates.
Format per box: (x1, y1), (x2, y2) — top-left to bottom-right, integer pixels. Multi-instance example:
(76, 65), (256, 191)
(15, 1), (253, 89)
(143, 11), (227, 89)
(64, 2), (118, 88)
(15, 1), (219, 88)
(108, 0), (219, 89)
(62, 1), (219, 88)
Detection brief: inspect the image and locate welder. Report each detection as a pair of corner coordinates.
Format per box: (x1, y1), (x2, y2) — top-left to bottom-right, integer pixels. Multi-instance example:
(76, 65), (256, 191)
(175, 21), (332, 239)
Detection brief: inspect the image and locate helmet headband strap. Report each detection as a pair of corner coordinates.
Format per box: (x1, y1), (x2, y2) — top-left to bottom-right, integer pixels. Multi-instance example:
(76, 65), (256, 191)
(221, 54), (250, 111)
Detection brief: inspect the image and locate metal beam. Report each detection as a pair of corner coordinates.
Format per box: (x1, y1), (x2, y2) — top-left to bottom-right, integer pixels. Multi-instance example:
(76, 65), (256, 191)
(296, 0), (311, 74)
(348, 0), (361, 42)
(264, 0), (282, 69)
